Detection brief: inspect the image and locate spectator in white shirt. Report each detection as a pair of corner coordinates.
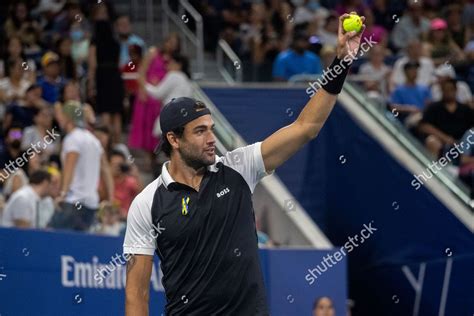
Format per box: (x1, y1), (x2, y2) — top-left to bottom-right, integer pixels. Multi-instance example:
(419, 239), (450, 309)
(318, 13), (338, 49)
(1, 169), (52, 228)
(431, 64), (473, 107)
(390, 39), (435, 91)
(49, 101), (113, 231)
(144, 54), (193, 104)
(0, 59), (32, 112)
(144, 54), (193, 138)
(21, 106), (60, 163)
(359, 45), (391, 100)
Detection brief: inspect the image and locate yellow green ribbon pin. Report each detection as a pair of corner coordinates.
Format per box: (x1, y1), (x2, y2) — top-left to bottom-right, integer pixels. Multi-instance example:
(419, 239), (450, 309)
(182, 196), (190, 216)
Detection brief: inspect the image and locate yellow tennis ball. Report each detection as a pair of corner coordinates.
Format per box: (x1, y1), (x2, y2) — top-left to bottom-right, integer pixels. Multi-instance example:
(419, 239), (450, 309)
(343, 14), (362, 33)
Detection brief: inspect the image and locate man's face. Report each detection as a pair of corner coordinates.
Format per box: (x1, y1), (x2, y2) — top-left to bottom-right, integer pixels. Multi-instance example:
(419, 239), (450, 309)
(407, 42), (421, 59)
(110, 154), (125, 177)
(174, 115), (216, 169)
(35, 108), (52, 127)
(26, 87), (42, 103)
(294, 39), (308, 54)
(313, 297), (335, 316)
(45, 62), (60, 78)
(441, 81), (456, 102)
(49, 174), (61, 198)
(64, 83), (80, 101)
(404, 67), (418, 82)
(39, 179), (53, 198)
(116, 17), (131, 37)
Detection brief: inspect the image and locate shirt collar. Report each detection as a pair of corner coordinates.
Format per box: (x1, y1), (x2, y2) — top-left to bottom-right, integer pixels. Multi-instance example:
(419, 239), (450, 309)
(161, 161), (175, 190)
(161, 159), (220, 190)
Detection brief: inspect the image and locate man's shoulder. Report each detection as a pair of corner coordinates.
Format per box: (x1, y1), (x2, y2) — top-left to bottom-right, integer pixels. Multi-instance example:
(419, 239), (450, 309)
(132, 177), (162, 206)
(304, 51), (319, 60)
(276, 50), (293, 61)
(6, 186), (34, 205)
(417, 85), (431, 93)
(36, 76), (48, 85)
(457, 102), (474, 112)
(129, 34), (145, 45)
(424, 101), (444, 112)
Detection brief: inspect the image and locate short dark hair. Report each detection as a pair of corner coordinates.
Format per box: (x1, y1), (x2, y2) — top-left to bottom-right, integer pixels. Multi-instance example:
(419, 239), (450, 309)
(170, 53), (190, 78)
(110, 149), (126, 160)
(116, 14), (130, 21)
(404, 61), (420, 71)
(29, 170), (52, 185)
(442, 78), (457, 87)
(159, 126), (185, 157)
(129, 44), (143, 57)
(93, 123), (111, 135)
(312, 296), (333, 310)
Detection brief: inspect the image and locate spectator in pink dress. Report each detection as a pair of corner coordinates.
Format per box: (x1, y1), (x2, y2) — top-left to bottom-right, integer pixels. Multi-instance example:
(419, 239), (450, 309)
(128, 33), (180, 168)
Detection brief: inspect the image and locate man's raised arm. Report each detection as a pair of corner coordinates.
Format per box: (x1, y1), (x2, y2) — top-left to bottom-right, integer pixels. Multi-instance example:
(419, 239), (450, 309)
(261, 13), (366, 173)
(261, 12), (365, 172)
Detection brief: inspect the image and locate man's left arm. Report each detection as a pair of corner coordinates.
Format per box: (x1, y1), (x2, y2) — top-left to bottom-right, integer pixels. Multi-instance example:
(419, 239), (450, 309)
(100, 153), (114, 202)
(261, 13), (366, 173)
(60, 151), (79, 199)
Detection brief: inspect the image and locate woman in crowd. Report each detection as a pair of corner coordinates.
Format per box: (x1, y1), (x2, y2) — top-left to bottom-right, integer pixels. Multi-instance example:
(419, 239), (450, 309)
(55, 36), (77, 80)
(21, 105), (60, 164)
(0, 36), (36, 81)
(4, 1), (40, 40)
(0, 59), (33, 121)
(69, 19), (90, 77)
(423, 18), (465, 66)
(128, 33), (180, 169)
(87, 3), (124, 143)
(145, 54), (192, 106)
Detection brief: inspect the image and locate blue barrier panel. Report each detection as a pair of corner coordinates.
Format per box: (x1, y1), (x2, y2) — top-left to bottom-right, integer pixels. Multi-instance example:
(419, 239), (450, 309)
(0, 228), (347, 315)
(203, 87), (474, 315)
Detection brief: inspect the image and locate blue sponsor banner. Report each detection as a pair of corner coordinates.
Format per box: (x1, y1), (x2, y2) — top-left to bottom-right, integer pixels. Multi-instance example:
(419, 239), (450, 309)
(0, 228), (347, 315)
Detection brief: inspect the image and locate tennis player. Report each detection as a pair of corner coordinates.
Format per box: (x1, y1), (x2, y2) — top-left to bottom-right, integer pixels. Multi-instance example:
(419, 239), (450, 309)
(124, 13), (365, 316)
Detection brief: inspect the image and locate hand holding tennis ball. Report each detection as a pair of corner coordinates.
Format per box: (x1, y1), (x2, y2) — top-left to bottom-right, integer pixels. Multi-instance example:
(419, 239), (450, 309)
(343, 14), (363, 33)
(336, 12), (365, 60)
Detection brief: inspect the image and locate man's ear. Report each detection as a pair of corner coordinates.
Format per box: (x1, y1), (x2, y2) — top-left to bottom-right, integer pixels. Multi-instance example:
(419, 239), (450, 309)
(167, 132), (180, 151)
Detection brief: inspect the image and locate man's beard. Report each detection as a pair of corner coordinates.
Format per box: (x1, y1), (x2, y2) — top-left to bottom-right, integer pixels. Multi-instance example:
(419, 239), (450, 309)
(179, 144), (214, 171)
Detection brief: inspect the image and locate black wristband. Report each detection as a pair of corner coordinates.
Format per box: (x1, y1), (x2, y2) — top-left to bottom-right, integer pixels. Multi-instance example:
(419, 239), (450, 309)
(320, 56), (352, 95)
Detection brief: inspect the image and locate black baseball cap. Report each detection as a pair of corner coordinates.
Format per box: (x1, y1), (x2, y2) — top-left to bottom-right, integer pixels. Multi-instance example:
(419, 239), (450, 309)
(159, 97), (211, 135)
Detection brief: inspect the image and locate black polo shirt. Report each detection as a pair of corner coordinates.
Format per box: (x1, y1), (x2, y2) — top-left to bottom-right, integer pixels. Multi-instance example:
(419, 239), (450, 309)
(124, 142), (273, 315)
(421, 101), (474, 140)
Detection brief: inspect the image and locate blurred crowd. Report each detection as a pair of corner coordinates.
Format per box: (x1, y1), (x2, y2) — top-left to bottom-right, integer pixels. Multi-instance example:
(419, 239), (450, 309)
(0, 0), (472, 236)
(192, 0), (474, 195)
(0, 0), (195, 236)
